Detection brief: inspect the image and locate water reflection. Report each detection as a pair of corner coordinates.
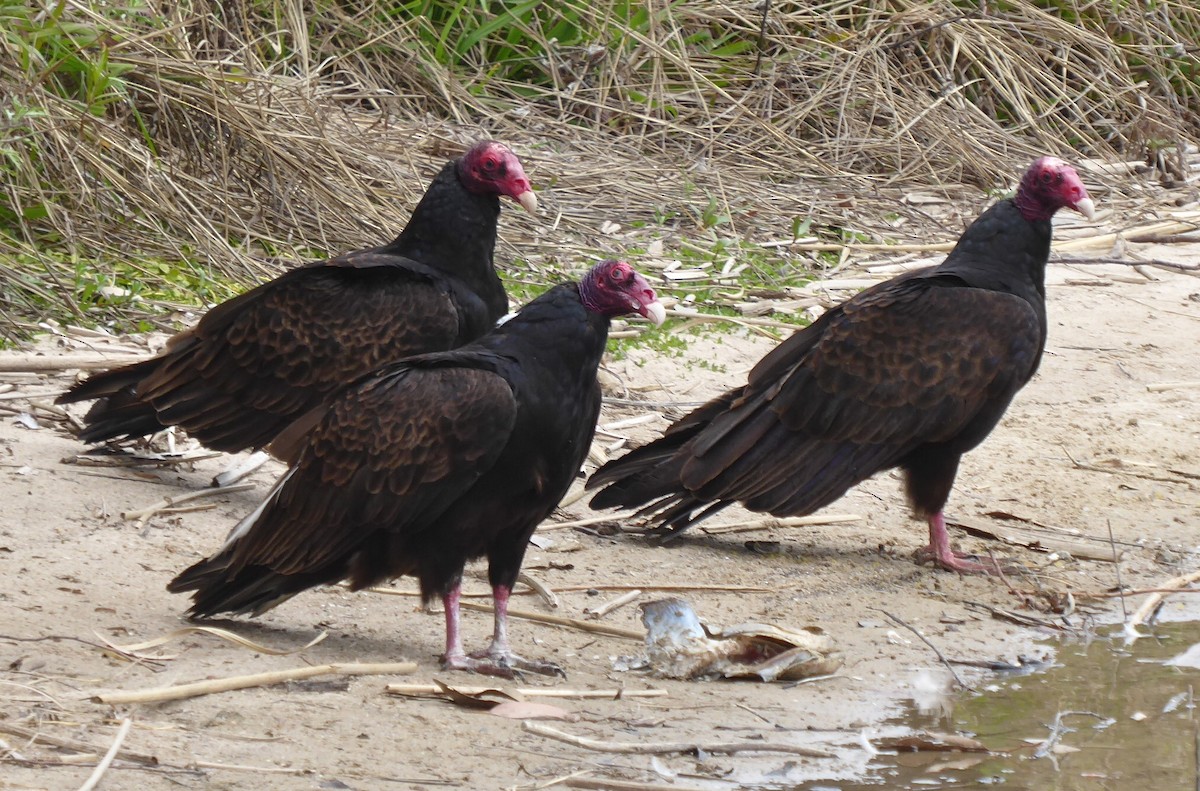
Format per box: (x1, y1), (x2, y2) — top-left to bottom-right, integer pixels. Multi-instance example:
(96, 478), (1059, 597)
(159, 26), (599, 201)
(832, 620), (1200, 790)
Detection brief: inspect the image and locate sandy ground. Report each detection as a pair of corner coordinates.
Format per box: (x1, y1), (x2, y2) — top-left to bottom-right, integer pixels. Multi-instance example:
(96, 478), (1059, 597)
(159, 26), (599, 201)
(2, 230), (1199, 790)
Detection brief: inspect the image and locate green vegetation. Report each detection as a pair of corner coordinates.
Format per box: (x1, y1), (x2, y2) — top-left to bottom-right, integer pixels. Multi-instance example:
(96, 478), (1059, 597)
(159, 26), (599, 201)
(609, 320), (691, 362)
(0, 0), (1197, 345)
(1, 0), (138, 116)
(396, 1), (652, 91)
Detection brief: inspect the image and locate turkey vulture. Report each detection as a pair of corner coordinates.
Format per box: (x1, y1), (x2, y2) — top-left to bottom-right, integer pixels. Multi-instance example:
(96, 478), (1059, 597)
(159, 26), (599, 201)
(168, 260), (666, 676)
(588, 157), (1095, 574)
(58, 140), (537, 455)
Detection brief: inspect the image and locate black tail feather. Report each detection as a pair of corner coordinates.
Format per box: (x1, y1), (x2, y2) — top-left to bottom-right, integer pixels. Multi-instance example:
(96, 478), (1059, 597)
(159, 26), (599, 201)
(586, 417), (703, 510)
(168, 552), (341, 618)
(57, 358), (160, 405)
(646, 497), (732, 541)
(58, 358), (169, 443)
(76, 391), (168, 444)
(587, 389), (740, 512)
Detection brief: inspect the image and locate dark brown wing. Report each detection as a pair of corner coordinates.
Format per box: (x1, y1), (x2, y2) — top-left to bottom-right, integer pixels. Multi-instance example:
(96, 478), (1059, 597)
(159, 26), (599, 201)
(127, 253), (481, 451)
(223, 363), (518, 577)
(679, 280), (1043, 508)
(590, 278), (1042, 528)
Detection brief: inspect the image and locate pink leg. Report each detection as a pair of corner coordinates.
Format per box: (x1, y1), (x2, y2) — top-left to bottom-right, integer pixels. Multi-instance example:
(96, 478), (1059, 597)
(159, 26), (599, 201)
(915, 511), (998, 574)
(489, 584), (513, 657)
(440, 586), (470, 668)
(440, 584), (563, 677)
(473, 585), (564, 678)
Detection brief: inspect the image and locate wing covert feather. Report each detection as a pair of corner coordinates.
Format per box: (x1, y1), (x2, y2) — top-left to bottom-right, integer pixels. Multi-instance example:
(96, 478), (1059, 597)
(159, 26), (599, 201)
(146, 259), (461, 402)
(228, 364), (517, 575)
(680, 284), (1041, 508)
(759, 284), (1040, 446)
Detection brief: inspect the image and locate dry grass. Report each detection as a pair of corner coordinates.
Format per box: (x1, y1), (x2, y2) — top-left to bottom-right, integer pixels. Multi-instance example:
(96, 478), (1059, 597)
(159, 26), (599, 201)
(1, 0), (1197, 341)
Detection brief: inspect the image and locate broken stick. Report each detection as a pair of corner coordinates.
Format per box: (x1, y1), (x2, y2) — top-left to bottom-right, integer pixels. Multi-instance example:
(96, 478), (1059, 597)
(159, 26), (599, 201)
(0, 722), (158, 766)
(77, 718), (132, 791)
(879, 609), (971, 691)
(385, 683), (666, 699)
(585, 589), (642, 620)
(1123, 568), (1200, 643)
(92, 661), (418, 705)
(1147, 381), (1200, 393)
(700, 514), (861, 535)
(0, 354), (144, 373)
(122, 484), (256, 522)
(523, 721), (831, 757)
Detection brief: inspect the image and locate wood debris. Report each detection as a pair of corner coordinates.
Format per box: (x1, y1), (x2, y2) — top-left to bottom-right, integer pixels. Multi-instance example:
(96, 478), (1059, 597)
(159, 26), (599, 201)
(92, 661), (418, 705)
(122, 484), (256, 522)
(523, 721), (832, 757)
(385, 682), (667, 700)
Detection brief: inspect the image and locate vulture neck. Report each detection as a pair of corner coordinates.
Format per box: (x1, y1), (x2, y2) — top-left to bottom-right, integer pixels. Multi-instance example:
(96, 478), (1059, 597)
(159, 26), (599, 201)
(379, 160), (508, 320)
(490, 283), (610, 382)
(936, 198), (1051, 306)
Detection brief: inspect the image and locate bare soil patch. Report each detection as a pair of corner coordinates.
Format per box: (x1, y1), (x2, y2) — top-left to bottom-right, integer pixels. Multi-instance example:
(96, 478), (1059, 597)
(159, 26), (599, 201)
(2, 240), (1199, 789)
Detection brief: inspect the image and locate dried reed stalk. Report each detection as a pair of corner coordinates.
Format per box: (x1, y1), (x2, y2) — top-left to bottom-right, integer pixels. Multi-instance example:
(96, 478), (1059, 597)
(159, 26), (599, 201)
(523, 721), (832, 757)
(385, 683), (666, 699)
(92, 661), (418, 705)
(3, 0), (1195, 343)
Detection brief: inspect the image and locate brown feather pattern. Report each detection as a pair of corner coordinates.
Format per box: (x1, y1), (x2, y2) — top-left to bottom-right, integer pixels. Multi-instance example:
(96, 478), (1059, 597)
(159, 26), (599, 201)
(167, 262), (664, 641)
(58, 142), (526, 453)
(588, 158), (1094, 558)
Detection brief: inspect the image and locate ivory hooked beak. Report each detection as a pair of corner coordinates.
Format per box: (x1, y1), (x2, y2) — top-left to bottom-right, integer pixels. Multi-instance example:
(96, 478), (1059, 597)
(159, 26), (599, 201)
(642, 300), (667, 326)
(516, 190), (538, 215)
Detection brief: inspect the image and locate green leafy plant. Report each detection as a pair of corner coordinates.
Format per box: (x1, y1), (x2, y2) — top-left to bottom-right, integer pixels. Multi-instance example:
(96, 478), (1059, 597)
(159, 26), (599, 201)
(2, 0), (138, 116)
(2, 0), (1199, 343)
(391, 0), (649, 88)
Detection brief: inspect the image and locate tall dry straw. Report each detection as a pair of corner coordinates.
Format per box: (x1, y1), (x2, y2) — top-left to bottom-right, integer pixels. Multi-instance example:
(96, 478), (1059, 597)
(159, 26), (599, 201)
(0, 0), (1196, 340)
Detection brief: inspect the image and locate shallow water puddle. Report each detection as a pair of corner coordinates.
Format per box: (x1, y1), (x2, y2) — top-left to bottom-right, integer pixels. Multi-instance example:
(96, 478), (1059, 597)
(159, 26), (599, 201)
(829, 619), (1200, 790)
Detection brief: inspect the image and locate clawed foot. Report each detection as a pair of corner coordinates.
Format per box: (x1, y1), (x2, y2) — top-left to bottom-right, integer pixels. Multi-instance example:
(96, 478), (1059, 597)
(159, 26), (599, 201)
(441, 651), (519, 678)
(442, 650), (566, 679)
(914, 544), (1003, 575)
